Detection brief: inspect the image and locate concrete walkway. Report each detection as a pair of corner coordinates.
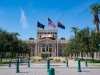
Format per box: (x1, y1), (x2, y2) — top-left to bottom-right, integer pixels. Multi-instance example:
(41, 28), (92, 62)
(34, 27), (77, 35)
(0, 60), (100, 75)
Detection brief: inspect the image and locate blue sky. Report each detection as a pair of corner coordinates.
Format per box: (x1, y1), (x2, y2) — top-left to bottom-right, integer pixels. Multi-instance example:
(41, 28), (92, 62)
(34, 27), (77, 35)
(0, 0), (100, 40)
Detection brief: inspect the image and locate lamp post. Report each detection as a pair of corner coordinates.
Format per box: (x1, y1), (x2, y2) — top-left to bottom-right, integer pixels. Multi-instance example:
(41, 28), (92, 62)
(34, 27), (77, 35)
(98, 44), (100, 59)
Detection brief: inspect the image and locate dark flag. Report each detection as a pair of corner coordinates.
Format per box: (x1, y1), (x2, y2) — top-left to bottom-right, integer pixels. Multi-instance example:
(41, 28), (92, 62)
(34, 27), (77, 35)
(37, 21), (45, 29)
(58, 21), (65, 29)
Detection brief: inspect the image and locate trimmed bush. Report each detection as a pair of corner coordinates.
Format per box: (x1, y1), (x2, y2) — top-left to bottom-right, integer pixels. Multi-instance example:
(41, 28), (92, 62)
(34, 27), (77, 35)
(49, 58), (53, 60)
(41, 52), (48, 60)
(62, 60), (66, 63)
(30, 60), (34, 63)
(54, 58), (60, 62)
(33, 57), (42, 61)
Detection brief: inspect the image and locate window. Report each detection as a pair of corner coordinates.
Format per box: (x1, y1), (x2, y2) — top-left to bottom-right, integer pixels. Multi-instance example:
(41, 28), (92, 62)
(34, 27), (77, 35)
(55, 32), (57, 34)
(42, 48), (45, 52)
(60, 45), (62, 47)
(49, 48), (52, 52)
(60, 49), (62, 52)
(25, 53), (26, 56)
(33, 45), (34, 47)
(49, 44), (52, 47)
(43, 44), (45, 47)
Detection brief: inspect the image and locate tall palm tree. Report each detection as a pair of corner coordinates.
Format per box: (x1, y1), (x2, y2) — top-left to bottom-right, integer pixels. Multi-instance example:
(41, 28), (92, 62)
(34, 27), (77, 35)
(90, 3), (100, 32)
(71, 26), (79, 37)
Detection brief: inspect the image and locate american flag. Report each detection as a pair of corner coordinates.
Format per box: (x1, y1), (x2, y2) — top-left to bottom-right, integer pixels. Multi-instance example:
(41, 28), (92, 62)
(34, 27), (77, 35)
(48, 18), (56, 29)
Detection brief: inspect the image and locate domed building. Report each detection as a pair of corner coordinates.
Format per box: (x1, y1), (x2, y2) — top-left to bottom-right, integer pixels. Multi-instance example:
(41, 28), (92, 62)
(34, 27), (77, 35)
(23, 29), (69, 57)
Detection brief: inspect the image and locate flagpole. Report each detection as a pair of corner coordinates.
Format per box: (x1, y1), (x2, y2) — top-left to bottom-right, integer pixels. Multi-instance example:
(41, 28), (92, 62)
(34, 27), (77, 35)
(57, 19), (58, 57)
(36, 19), (38, 56)
(47, 16), (49, 58)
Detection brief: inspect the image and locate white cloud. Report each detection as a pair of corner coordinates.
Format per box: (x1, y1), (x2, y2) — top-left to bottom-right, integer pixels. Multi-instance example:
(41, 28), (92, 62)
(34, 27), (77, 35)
(20, 9), (28, 28)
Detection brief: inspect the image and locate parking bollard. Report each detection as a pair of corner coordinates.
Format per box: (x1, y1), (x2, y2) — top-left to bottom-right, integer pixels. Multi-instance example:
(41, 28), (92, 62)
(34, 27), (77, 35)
(48, 68), (55, 75)
(85, 59), (88, 67)
(77, 59), (81, 72)
(28, 60), (30, 67)
(47, 58), (50, 72)
(66, 59), (69, 67)
(16, 60), (19, 73)
(8, 61), (11, 67)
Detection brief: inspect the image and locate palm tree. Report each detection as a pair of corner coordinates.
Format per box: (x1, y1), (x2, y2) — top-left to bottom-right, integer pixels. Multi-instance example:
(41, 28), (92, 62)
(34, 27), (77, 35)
(90, 3), (100, 32)
(71, 26), (79, 37)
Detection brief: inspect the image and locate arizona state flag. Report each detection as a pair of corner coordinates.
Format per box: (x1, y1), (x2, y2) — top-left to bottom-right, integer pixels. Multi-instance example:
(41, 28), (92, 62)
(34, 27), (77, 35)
(37, 21), (45, 29)
(58, 21), (65, 29)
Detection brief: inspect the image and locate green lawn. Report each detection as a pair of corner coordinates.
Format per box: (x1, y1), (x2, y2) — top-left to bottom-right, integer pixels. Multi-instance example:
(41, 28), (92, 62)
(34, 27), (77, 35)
(89, 63), (100, 66)
(68, 57), (100, 66)
(0, 58), (28, 66)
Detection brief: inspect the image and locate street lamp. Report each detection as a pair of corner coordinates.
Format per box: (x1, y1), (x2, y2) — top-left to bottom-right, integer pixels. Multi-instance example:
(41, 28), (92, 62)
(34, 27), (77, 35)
(98, 44), (100, 58)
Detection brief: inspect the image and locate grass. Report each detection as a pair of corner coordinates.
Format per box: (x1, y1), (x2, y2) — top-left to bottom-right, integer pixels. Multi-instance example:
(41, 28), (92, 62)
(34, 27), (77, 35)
(68, 57), (100, 66)
(89, 63), (100, 66)
(0, 57), (28, 66)
(82, 59), (100, 63)
(68, 58), (100, 63)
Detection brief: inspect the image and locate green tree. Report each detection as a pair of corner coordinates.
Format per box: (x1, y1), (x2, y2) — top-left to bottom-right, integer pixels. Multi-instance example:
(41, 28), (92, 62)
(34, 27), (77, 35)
(71, 26), (79, 37)
(90, 3), (100, 32)
(89, 29), (100, 61)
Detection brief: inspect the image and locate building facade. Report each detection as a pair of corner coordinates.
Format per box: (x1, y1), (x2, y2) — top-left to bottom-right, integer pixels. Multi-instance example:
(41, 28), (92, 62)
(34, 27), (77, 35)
(23, 29), (69, 57)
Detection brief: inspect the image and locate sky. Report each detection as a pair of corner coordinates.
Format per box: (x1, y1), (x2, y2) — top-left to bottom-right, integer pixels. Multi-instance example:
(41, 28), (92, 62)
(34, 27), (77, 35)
(0, 0), (100, 40)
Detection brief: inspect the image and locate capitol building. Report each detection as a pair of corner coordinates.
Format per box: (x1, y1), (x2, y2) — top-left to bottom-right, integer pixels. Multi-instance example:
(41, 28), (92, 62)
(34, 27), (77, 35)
(23, 29), (69, 57)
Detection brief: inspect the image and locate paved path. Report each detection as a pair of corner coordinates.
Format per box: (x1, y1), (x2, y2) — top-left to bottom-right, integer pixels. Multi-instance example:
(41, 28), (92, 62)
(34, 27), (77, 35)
(0, 60), (100, 75)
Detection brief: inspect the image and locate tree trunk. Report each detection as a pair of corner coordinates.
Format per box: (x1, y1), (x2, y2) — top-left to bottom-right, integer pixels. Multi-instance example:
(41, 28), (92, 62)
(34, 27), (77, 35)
(71, 54), (72, 59)
(11, 52), (13, 61)
(17, 53), (19, 60)
(99, 51), (100, 59)
(96, 21), (99, 32)
(91, 52), (94, 62)
(0, 52), (3, 63)
(81, 52), (83, 59)
(76, 53), (78, 59)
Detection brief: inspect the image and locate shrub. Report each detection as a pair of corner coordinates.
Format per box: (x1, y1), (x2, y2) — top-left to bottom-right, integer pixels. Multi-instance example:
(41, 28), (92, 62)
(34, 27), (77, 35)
(41, 53), (45, 60)
(62, 60), (66, 63)
(33, 57), (42, 61)
(41, 52), (48, 60)
(30, 60), (34, 63)
(50, 58), (53, 60)
(55, 58), (60, 62)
